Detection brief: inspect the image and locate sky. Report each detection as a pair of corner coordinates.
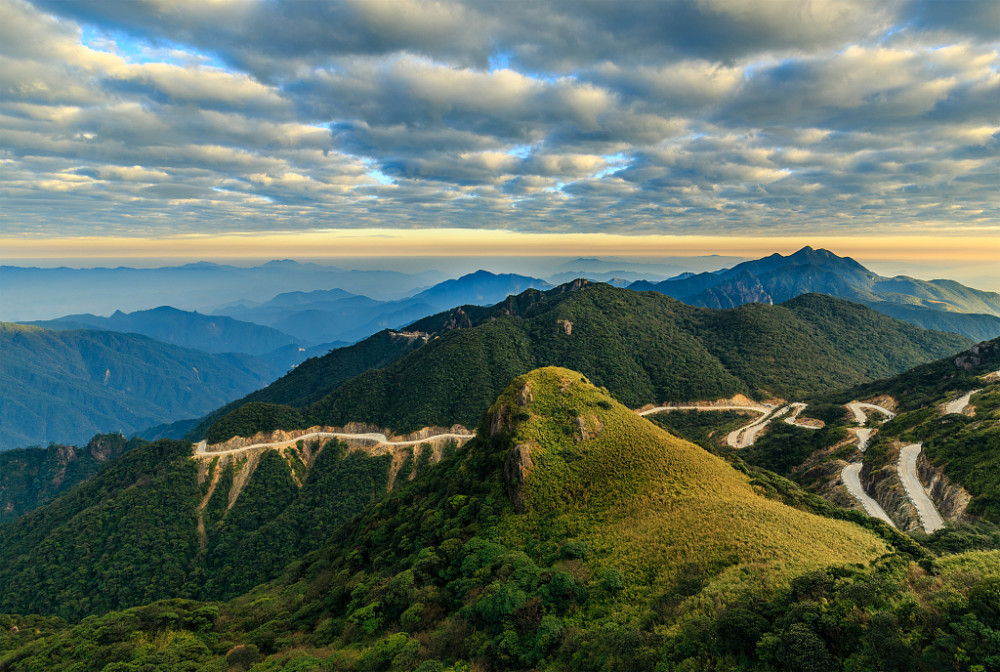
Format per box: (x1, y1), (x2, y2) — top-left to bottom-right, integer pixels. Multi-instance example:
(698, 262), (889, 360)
(0, 0), (997, 278)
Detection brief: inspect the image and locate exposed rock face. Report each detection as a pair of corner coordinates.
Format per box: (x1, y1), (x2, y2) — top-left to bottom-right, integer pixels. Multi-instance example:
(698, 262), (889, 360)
(558, 279), (590, 293)
(443, 307), (473, 331)
(489, 405), (511, 437)
(801, 459), (864, 510)
(955, 341), (997, 370)
(556, 319), (573, 335)
(516, 382), (534, 407)
(575, 415), (604, 442)
(918, 452), (973, 521)
(504, 441), (536, 514)
(861, 450), (921, 533)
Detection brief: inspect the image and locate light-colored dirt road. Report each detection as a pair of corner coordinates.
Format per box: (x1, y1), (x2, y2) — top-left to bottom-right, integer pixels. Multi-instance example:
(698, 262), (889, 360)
(898, 443), (945, 534)
(783, 402), (821, 430)
(944, 389), (980, 415)
(638, 404), (771, 417)
(841, 463), (896, 527)
(727, 405), (791, 448)
(854, 428), (874, 452)
(847, 402), (895, 425)
(194, 430), (474, 457)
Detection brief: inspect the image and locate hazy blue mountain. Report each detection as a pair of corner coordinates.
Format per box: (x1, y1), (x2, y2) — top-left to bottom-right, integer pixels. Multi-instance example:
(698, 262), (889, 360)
(213, 270), (551, 344)
(0, 261), (446, 321)
(630, 246), (1000, 340)
(28, 305), (303, 356)
(0, 323), (275, 450)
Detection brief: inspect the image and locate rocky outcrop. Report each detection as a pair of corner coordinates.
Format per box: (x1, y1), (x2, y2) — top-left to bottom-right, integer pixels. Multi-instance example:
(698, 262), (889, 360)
(516, 381), (534, 406)
(442, 307), (473, 331)
(556, 319), (573, 335)
(955, 341), (998, 370)
(575, 415), (603, 442)
(801, 460), (861, 510)
(504, 441), (536, 513)
(917, 452), (973, 521)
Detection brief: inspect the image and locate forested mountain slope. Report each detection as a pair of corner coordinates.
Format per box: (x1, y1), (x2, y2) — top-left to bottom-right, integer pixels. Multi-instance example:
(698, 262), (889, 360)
(0, 433), (128, 522)
(28, 305), (302, 356)
(0, 428), (454, 620)
(0, 323), (274, 449)
(203, 282), (969, 441)
(4, 369), (999, 670)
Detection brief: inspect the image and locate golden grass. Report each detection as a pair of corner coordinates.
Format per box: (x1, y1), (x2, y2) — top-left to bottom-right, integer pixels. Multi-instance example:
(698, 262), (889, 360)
(493, 367), (889, 607)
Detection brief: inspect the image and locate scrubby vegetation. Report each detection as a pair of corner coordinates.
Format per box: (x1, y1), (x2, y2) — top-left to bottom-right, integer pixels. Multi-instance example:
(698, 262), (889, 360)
(203, 402), (307, 444)
(1, 368), (998, 671)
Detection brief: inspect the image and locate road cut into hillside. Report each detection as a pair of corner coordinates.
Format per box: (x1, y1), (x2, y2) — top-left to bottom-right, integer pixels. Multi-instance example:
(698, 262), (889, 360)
(194, 429), (475, 458)
(944, 389), (980, 415)
(847, 402), (896, 425)
(898, 443), (945, 534)
(783, 402), (822, 430)
(727, 405), (791, 448)
(841, 463), (896, 528)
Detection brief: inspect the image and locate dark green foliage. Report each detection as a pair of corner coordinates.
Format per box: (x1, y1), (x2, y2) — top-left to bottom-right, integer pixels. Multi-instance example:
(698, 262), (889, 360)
(0, 433), (129, 522)
(0, 435), (396, 619)
(646, 409), (755, 451)
(204, 402), (307, 444)
(827, 337), (1000, 412)
(301, 285), (966, 433)
(0, 439), (202, 619)
(0, 322), (274, 449)
(743, 422), (850, 476)
(0, 369), (998, 670)
(192, 329), (423, 440)
(201, 443), (394, 599)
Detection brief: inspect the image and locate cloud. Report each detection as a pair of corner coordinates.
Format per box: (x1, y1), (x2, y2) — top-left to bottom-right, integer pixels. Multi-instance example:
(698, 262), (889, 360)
(0, 0), (995, 240)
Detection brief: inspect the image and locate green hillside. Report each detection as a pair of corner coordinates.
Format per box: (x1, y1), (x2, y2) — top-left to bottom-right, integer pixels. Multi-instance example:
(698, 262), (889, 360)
(284, 284), (968, 437)
(0, 322), (275, 450)
(0, 433), (128, 522)
(3, 368), (999, 671)
(187, 329), (426, 441)
(0, 430), (448, 620)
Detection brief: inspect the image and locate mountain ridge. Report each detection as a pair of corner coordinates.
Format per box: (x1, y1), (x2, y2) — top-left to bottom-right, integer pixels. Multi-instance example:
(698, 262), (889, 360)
(629, 246), (1000, 340)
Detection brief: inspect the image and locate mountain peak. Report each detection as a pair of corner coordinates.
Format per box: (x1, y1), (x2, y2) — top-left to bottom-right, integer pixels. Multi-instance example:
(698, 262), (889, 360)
(480, 366), (889, 587)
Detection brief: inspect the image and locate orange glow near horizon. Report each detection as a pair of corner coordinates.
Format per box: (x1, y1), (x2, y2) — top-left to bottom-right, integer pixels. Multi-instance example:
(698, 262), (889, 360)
(1, 229), (997, 264)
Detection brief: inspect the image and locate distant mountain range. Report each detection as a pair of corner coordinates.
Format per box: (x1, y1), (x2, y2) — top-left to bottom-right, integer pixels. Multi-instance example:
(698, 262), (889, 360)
(0, 260), (446, 321)
(213, 270), (551, 344)
(28, 305), (302, 356)
(0, 323), (276, 450)
(197, 282), (969, 443)
(630, 246), (1000, 340)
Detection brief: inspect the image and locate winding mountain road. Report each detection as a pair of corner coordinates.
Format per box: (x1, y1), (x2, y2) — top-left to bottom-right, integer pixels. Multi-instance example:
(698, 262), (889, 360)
(194, 430), (474, 458)
(727, 405), (790, 448)
(898, 443), (945, 534)
(944, 390), (980, 415)
(847, 402), (895, 425)
(841, 463), (896, 527)
(784, 402), (821, 430)
(637, 403), (771, 417)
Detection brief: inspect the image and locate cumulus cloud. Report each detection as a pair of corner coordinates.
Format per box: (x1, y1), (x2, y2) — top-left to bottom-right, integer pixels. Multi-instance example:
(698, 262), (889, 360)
(0, 0), (996, 237)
